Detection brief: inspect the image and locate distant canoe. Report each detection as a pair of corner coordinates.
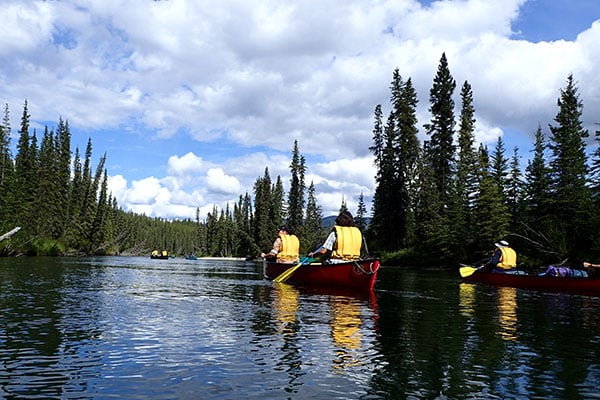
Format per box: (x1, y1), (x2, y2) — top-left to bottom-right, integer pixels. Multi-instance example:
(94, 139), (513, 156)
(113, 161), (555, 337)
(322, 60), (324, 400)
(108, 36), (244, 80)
(185, 253), (198, 260)
(151, 250), (169, 259)
(263, 258), (380, 290)
(462, 268), (600, 296)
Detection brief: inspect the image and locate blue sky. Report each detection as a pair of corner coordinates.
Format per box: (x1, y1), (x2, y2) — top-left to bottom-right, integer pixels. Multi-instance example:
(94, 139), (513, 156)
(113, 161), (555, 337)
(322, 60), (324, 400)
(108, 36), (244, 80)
(1, 0), (599, 220)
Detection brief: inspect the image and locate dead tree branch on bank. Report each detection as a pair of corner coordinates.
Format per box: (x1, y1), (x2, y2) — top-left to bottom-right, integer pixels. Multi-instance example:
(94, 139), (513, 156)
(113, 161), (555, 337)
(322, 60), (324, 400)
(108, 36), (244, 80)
(0, 227), (21, 242)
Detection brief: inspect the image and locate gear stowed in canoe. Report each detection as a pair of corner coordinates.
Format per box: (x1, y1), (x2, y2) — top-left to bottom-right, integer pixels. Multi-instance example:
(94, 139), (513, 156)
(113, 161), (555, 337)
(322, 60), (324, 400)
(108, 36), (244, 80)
(459, 264), (600, 296)
(264, 258), (380, 290)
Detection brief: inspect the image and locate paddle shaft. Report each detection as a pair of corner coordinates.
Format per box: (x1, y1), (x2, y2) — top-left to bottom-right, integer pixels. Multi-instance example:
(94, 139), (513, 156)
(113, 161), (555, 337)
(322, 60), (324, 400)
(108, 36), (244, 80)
(272, 247), (322, 283)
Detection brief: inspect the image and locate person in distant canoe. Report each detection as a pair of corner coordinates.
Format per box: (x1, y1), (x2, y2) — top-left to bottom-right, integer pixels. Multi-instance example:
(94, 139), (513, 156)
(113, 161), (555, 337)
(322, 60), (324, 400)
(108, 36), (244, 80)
(261, 225), (300, 263)
(309, 210), (362, 263)
(483, 240), (517, 273)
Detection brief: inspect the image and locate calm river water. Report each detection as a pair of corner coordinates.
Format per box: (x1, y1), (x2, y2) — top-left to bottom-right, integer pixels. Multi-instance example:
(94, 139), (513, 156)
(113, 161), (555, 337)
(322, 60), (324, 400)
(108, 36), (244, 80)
(0, 256), (599, 399)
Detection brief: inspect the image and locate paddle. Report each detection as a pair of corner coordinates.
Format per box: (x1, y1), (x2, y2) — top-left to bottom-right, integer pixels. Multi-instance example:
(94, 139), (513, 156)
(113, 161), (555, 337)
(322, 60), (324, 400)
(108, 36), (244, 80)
(273, 257), (312, 283)
(459, 263), (484, 278)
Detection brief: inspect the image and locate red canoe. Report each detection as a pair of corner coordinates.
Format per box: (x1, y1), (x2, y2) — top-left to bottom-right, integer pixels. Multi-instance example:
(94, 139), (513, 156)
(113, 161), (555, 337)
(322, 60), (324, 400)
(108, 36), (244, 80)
(263, 258), (380, 290)
(462, 269), (600, 296)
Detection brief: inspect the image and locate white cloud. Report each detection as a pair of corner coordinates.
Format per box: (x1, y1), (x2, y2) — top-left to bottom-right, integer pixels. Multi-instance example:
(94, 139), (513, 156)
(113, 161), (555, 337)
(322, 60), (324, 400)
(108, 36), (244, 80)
(127, 177), (162, 204)
(167, 152), (205, 176)
(205, 168), (242, 195)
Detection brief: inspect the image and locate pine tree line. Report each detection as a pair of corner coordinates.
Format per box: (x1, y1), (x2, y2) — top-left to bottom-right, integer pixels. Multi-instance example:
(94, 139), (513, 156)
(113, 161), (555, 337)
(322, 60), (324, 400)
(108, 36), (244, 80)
(369, 53), (600, 267)
(0, 101), (203, 256)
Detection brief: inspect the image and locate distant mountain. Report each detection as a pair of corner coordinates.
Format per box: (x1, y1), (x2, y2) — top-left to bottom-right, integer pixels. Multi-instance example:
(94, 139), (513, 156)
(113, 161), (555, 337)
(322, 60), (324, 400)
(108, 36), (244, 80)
(322, 215), (336, 229)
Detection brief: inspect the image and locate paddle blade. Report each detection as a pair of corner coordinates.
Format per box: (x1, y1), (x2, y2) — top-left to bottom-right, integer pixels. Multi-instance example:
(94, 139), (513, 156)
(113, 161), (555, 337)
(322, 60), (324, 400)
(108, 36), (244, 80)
(459, 265), (479, 278)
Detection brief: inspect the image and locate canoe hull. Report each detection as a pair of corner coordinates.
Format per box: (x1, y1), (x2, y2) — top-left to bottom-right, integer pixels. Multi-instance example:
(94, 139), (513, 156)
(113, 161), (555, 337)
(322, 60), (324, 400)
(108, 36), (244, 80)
(463, 270), (600, 296)
(264, 258), (380, 290)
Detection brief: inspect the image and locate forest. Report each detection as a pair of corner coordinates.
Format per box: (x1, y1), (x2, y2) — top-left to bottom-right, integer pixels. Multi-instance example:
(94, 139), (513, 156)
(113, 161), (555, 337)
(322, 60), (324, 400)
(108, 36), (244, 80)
(1, 52), (600, 269)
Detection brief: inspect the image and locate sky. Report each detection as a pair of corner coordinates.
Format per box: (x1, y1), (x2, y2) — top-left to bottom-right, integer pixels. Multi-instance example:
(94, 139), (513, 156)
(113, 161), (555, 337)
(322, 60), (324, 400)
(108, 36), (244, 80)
(1, 0), (599, 221)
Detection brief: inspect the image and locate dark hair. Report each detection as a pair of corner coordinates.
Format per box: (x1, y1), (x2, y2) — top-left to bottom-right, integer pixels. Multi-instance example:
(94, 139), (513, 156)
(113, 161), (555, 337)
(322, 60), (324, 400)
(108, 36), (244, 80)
(279, 225), (288, 232)
(335, 210), (355, 227)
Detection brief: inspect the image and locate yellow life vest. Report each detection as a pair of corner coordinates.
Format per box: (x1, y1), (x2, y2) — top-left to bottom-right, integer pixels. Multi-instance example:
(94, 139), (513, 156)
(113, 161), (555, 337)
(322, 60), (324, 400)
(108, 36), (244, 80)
(278, 234), (300, 263)
(331, 226), (362, 260)
(497, 247), (517, 269)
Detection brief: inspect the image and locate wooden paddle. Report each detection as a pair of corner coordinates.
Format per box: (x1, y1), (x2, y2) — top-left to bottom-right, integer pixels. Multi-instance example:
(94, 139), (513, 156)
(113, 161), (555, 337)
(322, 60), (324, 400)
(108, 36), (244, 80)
(459, 263), (483, 278)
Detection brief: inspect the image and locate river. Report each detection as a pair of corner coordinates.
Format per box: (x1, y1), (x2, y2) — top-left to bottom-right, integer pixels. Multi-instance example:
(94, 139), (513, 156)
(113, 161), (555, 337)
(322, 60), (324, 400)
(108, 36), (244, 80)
(0, 256), (599, 399)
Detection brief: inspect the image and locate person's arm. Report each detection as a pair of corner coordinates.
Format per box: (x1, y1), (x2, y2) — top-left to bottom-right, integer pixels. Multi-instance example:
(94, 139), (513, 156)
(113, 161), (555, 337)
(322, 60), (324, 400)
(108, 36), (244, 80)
(484, 250), (501, 269)
(583, 262), (600, 269)
(309, 232), (336, 257)
(261, 238), (281, 258)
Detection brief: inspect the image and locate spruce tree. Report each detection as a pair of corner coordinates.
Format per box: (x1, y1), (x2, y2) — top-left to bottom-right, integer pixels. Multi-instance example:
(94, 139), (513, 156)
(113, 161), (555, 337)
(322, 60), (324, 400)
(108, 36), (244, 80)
(507, 147), (524, 226)
(546, 74), (594, 257)
(491, 136), (509, 204)
(523, 126), (550, 227)
(355, 192), (368, 232)
(303, 181), (324, 252)
(423, 53), (456, 206)
(0, 104), (14, 230)
(253, 168), (275, 252)
(287, 140), (305, 237)
(449, 80), (478, 259)
(473, 144), (509, 254)
(56, 118), (71, 238)
(13, 101), (37, 234)
(590, 126), (600, 206)
(369, 104), (384, 171)
(396, 76), (420, 247)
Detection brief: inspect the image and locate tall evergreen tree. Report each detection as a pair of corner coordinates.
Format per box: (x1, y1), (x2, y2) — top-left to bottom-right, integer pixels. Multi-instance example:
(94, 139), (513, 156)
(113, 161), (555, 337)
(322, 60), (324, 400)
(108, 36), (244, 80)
(369, 104), (384, 172)
(303, 181), (324, 253)
(271, 176), (284, 231)
(507, 147), (524, 226)
(0, 104), (14, 230)
(55, 118), (72, 237)
(590, 125), (600, 206)
(523, 126), (551, 227)
(546, 74), (593, 257)
(369, 114), (398, 250)
(287, 140), (306, 237)
(36, 125), (59, 237)
(355, 192), (368, 232)
(395, 76), (421, 246)
(473, 144), (510, 254)
(448, 80), (478, 259)
(491, 136), (509, 204)
(253, 168), (275, 252)
(423, 53), (456, 206)
(13, 100), (37, 232)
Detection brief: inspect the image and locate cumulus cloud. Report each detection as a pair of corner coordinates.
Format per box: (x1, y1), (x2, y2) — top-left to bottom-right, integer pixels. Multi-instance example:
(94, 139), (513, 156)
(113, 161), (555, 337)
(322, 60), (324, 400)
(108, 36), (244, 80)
(1, 0), (599, 219)
(205, 168), (242, 195)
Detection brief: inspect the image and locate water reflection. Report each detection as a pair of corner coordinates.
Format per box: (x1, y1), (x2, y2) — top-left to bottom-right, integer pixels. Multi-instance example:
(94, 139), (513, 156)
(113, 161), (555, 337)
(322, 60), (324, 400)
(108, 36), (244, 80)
(458, 282), (476, 318)
(330, 296), (363, 370)
(270, 283), (380, 395)
(1, 259), (600, 398)
(273, 283), (300, 334)
(496, 287), (518, 341)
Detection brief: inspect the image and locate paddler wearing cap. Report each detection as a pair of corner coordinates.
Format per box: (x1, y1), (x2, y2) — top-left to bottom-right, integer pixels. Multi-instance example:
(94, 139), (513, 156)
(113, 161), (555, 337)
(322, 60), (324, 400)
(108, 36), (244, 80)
(482, 240), (517, 273)
(260, 225), (300, 263)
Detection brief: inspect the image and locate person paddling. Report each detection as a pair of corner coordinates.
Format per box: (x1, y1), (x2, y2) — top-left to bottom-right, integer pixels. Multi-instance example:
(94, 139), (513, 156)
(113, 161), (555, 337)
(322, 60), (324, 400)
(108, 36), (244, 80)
(483, 240), (517, 273)
(309, 211), (362, 263)
(261, 225), (300, 264)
